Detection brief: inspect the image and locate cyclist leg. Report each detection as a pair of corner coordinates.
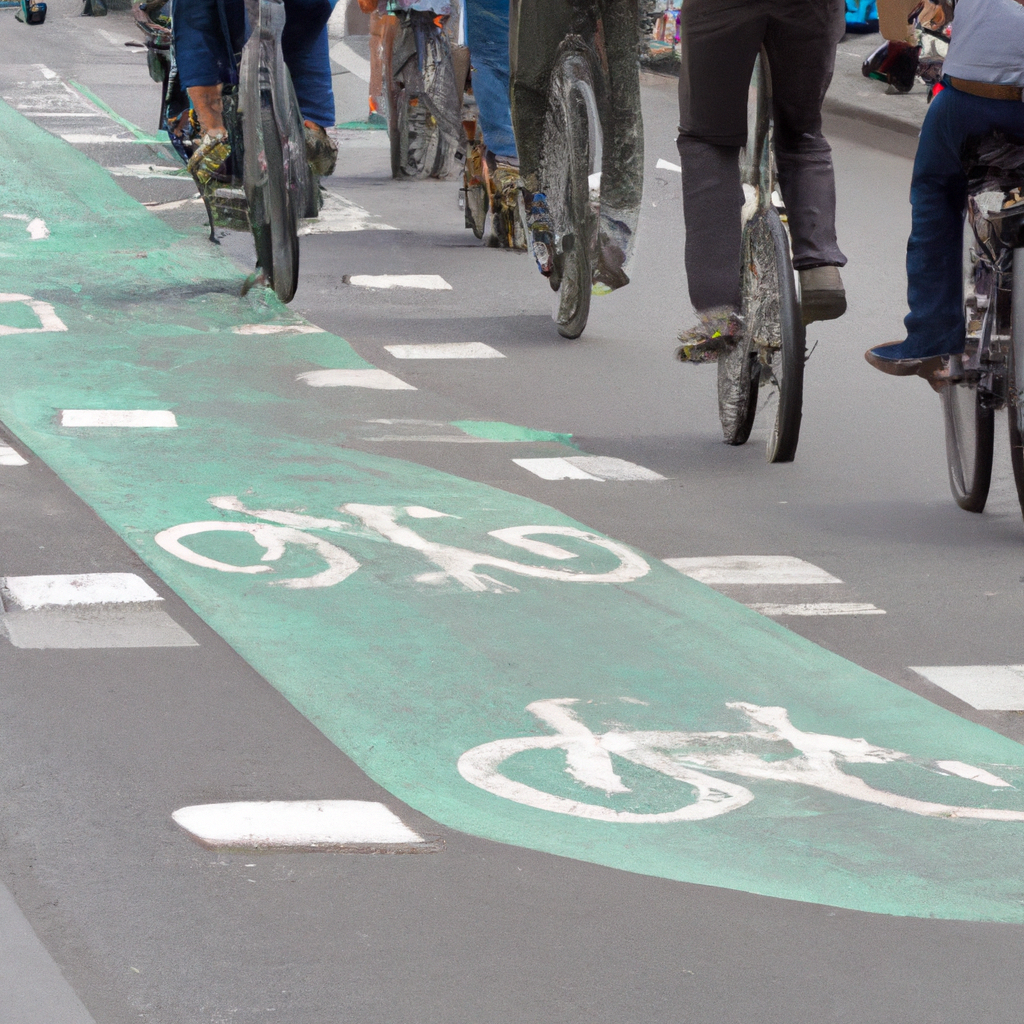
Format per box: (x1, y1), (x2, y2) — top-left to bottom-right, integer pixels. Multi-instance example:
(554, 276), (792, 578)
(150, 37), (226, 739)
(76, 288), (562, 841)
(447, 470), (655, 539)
(675, 0), (764, 359)
(866, 86), (1024, 373)
(173, 0), (245, 184)
(594, 0), (643, 291)
(465, 0), (524, 248)
(763, 0), (847, 322)
(282, 0), (339, 175)
(509, 0), (572, 273)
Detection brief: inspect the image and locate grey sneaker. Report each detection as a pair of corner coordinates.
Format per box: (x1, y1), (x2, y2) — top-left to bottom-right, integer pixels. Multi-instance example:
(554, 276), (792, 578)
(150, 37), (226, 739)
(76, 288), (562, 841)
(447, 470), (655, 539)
(799, 265), (847, 325)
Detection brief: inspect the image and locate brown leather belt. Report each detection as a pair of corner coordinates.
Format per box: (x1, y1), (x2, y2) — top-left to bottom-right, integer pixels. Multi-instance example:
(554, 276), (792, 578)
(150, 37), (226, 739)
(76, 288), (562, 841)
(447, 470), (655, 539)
(949, 76), (1023, 102)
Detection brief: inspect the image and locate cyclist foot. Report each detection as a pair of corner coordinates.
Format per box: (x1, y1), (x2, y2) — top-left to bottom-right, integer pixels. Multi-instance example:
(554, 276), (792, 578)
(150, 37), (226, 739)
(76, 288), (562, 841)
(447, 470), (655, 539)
(677, 309), (743, 364)
(799, 265), (847, 324)
(187, 130), (231, 187)
(304, 121), (338, 177)
(487, 162), (527, 250)
(864, 340), (952, 381)
(594, 215), (631, 292)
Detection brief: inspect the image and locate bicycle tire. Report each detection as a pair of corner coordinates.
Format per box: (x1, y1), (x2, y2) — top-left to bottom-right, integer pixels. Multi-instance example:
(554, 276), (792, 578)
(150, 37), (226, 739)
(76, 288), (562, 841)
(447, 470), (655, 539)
(543, 48), (596, 340)
(1007, 248), (1024, 520)
(260, 100), (299, 303)
(942, 380), (995, 512)
(717, 211), (764, 446)
(764, 208), (805, 463)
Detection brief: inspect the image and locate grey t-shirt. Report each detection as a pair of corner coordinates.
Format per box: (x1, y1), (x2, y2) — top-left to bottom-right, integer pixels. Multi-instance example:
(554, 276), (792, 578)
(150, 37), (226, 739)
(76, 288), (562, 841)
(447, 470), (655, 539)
(943, 0), (1024, 87)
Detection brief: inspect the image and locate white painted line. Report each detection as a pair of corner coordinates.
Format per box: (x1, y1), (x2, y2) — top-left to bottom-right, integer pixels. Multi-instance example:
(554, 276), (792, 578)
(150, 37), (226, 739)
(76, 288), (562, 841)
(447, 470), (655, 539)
(232, 323), (326, 335)
(935, 761), (1012, 787)
(384, 342), (504, 359)
(3, 572), (161, 609)
(108, 164), (189, 180)
(34, 64), (59, 80)
(25, 218), (48, 240)
(60, 134), (143, 144)
(656, 158), (682, 173)
(172, 800), (426, 849)
(343, 274), (451, 291)
(664, 555), (842, 586)
(513, 457), (602, 481)
(17, 112), (107, 118)
(3, 609), (197, 649)
(0, 445), (27, 466)
(910, 665), (1024, 711)
(748, 602), (886, 617)
(60, 409), (177, 427)
(565, 456), (665, 481)
(329, 40), (372, 82)
(0, 293), (67, 335)
(405, 506), (457, 519)
(299, 190), (395, 234)
(297, 368), (416, 390)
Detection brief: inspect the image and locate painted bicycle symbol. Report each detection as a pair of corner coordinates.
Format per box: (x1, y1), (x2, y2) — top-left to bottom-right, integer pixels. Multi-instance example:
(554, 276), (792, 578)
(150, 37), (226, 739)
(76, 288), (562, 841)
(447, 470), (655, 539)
(458, 699), (1024, 823)
(154, 496), (649, 592)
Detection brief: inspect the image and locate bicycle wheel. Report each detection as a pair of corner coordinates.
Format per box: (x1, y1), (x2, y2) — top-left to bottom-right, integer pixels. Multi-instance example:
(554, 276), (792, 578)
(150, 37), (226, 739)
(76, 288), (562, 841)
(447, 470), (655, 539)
(942, 380), (994, 512)
(1007, 248), (1024, 519)
(260, 99), (299, 302)
(543, 48), (597, 340)
(763, 208), (805, 463)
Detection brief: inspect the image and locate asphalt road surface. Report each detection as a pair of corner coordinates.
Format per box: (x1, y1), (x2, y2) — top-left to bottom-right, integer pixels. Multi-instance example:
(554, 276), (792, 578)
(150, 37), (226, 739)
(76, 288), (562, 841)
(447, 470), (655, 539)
(2, 6), (1024, 1024)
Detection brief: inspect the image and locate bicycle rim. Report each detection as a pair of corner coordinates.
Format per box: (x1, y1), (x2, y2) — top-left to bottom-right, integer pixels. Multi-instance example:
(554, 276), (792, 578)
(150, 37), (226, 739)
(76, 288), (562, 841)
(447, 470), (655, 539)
(942, 381), (994, 512)
(1008, 248), (1024, 522)
(764, 208), (805, 463)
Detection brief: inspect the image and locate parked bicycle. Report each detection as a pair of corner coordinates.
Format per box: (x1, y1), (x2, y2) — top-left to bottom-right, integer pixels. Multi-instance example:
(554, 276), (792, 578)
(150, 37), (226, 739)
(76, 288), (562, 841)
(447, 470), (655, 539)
(716, 48), (806, 464)
(938, 133), (1024, 519)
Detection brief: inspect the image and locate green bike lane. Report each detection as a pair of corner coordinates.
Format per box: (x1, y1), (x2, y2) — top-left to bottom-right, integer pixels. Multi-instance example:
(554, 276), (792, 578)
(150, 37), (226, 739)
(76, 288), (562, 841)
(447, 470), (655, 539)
(4, 98), (1024, 924)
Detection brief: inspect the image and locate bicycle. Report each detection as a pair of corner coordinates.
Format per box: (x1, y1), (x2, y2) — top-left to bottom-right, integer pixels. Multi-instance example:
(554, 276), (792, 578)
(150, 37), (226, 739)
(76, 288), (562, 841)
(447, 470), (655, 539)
(716, 48), (806, 464)
(154, 496), (651, 592)
(153, 0), (316, 302)
(386, 4), (464, 180)
(458, 697), (1024, 823)
(538, 26), (604, 339)
(938, 131), (1024, 520)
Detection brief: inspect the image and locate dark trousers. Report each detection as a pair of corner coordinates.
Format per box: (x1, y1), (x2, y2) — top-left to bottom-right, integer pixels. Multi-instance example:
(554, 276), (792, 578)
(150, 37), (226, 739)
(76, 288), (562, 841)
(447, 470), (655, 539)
(509, 0), (643, 219)
(902, 84), (1024, 358)
(676, 0), (846, 313)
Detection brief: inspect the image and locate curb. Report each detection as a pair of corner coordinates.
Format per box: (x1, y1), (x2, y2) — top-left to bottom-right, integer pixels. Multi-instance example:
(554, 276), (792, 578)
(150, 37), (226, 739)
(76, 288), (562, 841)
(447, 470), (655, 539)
(822, 95), (923, 139)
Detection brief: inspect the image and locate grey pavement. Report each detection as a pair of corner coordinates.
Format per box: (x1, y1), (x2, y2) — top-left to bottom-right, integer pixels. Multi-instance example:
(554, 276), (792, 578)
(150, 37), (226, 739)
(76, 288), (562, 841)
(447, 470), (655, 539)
(2, 6), (1024, 1024)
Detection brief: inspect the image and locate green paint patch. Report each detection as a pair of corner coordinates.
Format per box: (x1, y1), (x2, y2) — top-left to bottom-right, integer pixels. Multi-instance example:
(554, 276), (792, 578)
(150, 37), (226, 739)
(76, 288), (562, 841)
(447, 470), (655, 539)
(450, 421), (576, 447)
(6, 98), (1024, 922)
(68, 80), (173, 147)
(336, 120), (388, 131)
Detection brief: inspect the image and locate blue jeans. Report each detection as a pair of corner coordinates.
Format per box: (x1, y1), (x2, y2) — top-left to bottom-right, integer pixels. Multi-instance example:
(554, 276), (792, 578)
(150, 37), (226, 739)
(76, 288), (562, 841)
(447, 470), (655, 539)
(173, 0), (338, 127)
(465, 0), (516, 159)
(900, 83), (1024, 358)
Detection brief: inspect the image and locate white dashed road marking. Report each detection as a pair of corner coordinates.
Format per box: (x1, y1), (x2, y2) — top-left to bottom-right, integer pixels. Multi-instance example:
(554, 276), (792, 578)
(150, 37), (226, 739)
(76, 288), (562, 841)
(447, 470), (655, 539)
(656, 158), (682, 173)
(60, 410), (178, 427)
(3, 573), (161, 609)
(297, 368), (416, 390)
(664, 555), (841, 586)
(0, 445), (28, 466)
(384, 342), (504, 359)
(172, 800), (430, 851)
(910, 665), (1024, 711)
(343, 274), (452, 291)
(232, 323), (326, 335)
(514, 456), (664, 481)
(665, 555), (885, 617)
(0, 573), (197, 649)
(748, 602), (886, 618)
